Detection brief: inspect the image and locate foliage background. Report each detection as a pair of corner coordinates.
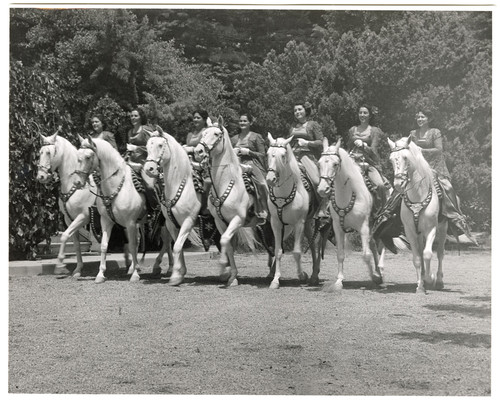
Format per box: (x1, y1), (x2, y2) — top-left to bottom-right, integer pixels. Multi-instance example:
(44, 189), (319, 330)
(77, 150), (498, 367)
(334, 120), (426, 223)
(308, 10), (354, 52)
(9, 8), (491, 259)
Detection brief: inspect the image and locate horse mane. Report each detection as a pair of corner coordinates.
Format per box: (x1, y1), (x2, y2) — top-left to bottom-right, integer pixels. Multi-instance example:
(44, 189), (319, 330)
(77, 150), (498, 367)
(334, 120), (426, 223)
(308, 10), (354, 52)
(163, 132), (192, 173)
(87, 137), (124, 166)
(337, 147), (363, 181)
(407, 141), (434, 180)
(214, 124), (241, 168)
(54, 135), (77, 153)
(272, 138), (302, 182)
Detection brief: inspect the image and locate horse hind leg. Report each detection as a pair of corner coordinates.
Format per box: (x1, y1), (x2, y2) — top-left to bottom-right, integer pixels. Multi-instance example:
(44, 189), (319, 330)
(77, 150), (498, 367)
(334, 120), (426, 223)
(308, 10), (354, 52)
(126, 223), (141, 282)
(433, 220), (448, 290)
(152, 225), (171, 278)
(368, 238), (383, 286)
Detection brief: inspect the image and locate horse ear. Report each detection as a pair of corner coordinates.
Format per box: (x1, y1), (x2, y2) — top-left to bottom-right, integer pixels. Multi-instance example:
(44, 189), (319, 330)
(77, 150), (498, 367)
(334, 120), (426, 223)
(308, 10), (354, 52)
(206, 117), (213, 127)
(331, 138), (341, 153)
(40, 133), (49, 144)
(217, 115), (224, 128)
(155, 125), (164, 136)
(77, 134), (85, 145)
(403, 136), (411, 148)
(267, 132), (274, 145)
(283, 136), (293, 147)
(322, 137), (329, 152)
(387, 138), (396, 150)
(53, 125), (62, 137)
(86, 135), (97, 152)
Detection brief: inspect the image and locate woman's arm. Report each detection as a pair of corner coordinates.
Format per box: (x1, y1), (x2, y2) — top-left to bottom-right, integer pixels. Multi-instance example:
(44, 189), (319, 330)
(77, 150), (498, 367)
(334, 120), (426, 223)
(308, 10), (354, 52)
(305, 121), (324, 149)
(417, 129), (444, 159)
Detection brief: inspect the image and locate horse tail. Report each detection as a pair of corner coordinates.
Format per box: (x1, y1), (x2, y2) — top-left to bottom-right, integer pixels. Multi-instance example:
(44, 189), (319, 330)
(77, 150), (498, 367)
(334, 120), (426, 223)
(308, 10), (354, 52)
(233, 227), (260, 253)
(187, 227), (203, 248)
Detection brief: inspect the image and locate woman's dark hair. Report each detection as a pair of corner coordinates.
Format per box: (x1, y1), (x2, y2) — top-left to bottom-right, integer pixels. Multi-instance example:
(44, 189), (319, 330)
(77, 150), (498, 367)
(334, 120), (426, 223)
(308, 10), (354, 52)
(131, 107), (148, 125)
(192, 109), (209, 126)
(239, 112), (255, 125)
(415, 109), (434, 121)
(294, 101), (312, 117)
(358, 104), (380, 125)
(90, 114), (107, 131)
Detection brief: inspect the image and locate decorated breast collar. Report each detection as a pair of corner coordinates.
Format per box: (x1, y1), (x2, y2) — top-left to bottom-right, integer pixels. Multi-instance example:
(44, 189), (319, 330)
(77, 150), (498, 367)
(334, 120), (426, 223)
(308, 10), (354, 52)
(402, 184), (433, 233)
(268, 183), (297, 226)
(209, 179), (235, 226)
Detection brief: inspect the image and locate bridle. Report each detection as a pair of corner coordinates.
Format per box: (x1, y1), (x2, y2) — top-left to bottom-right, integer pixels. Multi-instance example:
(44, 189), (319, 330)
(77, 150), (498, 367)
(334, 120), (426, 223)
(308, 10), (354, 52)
(267, 143), (289, 184)
(319, 150), (356, 233)
(390, 144), (410, 188)
(37, 142), (57, 176)
(390, 143), (432, 233)
(144, 135), (170, 175)
(199, 127), (225, 156)
(319, 150), (342, 187)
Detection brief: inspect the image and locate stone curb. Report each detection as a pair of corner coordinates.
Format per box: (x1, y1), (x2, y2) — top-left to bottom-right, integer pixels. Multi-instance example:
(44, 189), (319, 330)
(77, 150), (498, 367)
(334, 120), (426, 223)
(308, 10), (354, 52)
(9, 250), (216, 277)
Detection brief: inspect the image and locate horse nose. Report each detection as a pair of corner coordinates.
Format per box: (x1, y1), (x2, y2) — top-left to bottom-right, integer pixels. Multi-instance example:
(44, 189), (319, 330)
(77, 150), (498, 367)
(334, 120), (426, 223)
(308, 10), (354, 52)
(318, 184), (329, 198)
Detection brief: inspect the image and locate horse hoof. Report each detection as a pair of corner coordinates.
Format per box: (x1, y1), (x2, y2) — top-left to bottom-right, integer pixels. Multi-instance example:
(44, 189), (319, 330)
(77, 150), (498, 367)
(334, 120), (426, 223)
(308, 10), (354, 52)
(322, 281), (342, 293)
(269, 280), (280, 289)
(227, 278), (239, 287)
(434, 280), (444, 290)
(308, 276), (320, 286)
(72, 272), (81, 279)
(129, 273), (140, 282)
(54, 266), (70, 275)
(95, 275), (107, 284)
(298, 272), (309, 284)
(371, 273), (383, 285)
(168, 275), (183, 287)
(416, 286), (427, 294)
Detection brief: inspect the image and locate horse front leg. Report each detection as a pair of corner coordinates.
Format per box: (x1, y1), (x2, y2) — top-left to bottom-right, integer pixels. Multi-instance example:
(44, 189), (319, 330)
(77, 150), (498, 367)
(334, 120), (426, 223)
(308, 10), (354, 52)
(55, 213), (88, 277)
(218, 216), (243, 287)
(96, 216), (114, 284)
(322, 221), (345, 292)
(168, 217), (196, 286)
(269, 218), (291, 289)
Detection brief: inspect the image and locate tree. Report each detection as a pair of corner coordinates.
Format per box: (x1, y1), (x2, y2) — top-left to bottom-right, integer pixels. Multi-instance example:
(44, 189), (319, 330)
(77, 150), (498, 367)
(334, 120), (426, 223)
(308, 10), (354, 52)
(9, 61), (73, 259)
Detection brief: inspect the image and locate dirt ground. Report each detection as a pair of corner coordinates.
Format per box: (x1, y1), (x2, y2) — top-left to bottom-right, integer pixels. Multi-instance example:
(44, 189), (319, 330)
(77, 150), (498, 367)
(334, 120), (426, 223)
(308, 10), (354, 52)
(8, 245), (491, 396)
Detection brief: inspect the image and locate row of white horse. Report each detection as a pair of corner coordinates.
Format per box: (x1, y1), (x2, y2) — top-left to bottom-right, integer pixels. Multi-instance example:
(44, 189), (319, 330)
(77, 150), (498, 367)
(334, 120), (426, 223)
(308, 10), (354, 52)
(36, 118), (447, 294)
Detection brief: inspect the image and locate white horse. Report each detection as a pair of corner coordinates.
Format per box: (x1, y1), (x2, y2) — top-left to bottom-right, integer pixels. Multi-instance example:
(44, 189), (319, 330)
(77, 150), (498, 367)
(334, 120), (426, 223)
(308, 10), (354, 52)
(73, 136), (150, 283)
(193, 116), (263, 287)
(36, 130), (99, 278)
(265, 134), (323, 289)
(317, 138), (385, 291)
(388, 136), (448, 293)
(143, 126), (202, 286)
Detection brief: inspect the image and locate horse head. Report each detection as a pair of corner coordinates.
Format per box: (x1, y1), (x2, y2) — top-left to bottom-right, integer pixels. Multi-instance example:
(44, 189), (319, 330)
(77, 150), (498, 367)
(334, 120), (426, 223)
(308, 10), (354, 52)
(388, 136), (412, 192)
(144, 126), (171, 178)
(73, 135), (99, 189)
(36, 130), (60, 183)
(193, 116), (226, 162)
(317, 138), (342, 198)
(266, 133), (293, 187)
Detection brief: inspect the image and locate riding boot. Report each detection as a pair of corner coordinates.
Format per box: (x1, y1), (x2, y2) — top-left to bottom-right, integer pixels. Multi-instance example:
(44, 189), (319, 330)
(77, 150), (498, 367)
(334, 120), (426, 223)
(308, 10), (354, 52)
(437, 177), (477, 245)
(253, 181), (269, 225)
(144, 186), (160, 217)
